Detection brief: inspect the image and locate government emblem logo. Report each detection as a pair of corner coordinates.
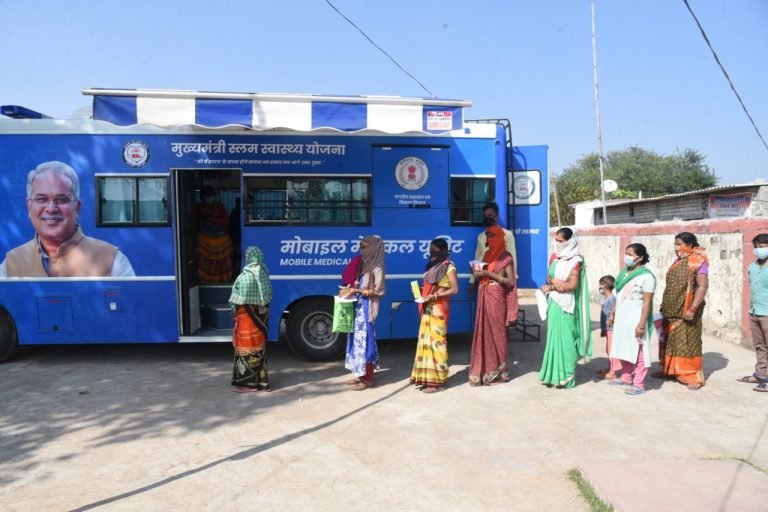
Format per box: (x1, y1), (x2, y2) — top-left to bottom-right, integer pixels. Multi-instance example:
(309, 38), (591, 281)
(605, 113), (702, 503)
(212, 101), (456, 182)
(395, 157), (429, 191)
(122, 141), (150, 168)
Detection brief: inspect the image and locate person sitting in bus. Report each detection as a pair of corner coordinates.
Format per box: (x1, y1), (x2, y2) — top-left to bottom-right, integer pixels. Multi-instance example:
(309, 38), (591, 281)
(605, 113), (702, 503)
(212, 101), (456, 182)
(468, 201), (517, 295)
(341, 235), (386, 391)
(229, 246), (272, 393)
(0, 161), (135, 278)
(196, 185), (233, 283)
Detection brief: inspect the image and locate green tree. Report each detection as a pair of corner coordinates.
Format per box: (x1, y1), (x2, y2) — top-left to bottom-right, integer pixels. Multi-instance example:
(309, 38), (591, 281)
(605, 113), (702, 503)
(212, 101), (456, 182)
(550, 146), (717, 225)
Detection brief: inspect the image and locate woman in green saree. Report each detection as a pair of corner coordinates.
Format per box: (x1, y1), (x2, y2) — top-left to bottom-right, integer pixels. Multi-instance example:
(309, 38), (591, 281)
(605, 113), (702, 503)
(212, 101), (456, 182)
(538, 227), (591, 389)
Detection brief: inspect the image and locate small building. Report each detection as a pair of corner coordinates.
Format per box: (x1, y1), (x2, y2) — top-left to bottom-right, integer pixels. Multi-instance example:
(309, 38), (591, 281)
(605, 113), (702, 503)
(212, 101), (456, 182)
(572, 181), (768, 226)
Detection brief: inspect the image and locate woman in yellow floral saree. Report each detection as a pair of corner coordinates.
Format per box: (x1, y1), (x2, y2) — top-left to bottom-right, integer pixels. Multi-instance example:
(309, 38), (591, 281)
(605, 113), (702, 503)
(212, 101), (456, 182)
(410, 238), (458, 393)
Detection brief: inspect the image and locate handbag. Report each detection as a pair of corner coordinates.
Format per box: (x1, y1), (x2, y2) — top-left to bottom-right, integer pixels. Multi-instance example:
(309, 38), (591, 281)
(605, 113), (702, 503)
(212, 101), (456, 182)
(332, 296), (354, 333)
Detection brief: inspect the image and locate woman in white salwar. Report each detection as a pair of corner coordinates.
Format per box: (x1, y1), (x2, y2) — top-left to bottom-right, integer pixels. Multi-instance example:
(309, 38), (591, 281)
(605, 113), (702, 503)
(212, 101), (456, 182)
(608, 243), (655, 396)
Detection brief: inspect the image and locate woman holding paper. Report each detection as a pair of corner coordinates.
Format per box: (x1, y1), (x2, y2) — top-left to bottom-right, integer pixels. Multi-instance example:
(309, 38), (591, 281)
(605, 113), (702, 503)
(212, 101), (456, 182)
(341, 235), (386, 391)
(469, 225), (518, 386)
(538, 227), (591, 389)
(410, 238), (458, 393)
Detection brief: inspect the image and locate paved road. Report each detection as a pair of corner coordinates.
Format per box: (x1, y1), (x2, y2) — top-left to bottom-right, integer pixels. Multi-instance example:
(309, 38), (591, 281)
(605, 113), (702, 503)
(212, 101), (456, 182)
(1, 301), (766, 511)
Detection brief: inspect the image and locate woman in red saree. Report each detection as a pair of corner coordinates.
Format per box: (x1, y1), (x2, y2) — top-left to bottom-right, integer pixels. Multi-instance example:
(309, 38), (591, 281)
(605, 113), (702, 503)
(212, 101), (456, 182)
(658, 232), (709, 390)
(469, 225), (519, 386)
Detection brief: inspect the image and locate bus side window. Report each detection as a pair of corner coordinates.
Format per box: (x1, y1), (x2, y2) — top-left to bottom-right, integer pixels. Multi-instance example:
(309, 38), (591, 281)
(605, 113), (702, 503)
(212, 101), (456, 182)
(450, 177), (494, 225)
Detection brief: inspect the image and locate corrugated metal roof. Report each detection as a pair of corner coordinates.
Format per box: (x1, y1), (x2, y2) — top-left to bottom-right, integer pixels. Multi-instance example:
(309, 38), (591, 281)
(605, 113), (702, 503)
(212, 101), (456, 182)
(601, 182), (765, 208)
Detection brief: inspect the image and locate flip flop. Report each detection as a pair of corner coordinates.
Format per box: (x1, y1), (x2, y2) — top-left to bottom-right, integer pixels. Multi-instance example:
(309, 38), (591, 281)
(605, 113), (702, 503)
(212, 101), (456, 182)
(737, 374), (763, 384)
(754, 383), (768, 393)
(232, 386), (259, 393)
(624, 386), (646, 395)
(608, 379), (630, 386)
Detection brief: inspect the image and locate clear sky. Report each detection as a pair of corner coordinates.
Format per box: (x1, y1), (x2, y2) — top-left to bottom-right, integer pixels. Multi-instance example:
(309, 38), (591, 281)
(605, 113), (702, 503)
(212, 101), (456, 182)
(1, 0), (766, 185)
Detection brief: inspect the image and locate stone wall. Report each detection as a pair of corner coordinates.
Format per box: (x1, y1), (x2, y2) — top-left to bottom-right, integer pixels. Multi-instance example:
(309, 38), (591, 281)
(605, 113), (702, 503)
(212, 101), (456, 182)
(574, 217), (767, 348)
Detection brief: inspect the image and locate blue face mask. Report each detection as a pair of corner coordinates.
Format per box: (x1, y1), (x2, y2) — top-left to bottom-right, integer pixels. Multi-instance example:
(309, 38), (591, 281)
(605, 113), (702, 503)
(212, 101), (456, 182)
(624, 255), (637, 267)
(755, 247), (768, 260)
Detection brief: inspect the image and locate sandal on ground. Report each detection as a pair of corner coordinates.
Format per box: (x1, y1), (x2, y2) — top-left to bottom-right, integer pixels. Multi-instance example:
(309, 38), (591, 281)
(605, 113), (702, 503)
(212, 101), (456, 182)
(737, 374), (763, 384)
(422, 386), (445, 394)
(608, 379), (629, 386)
(352, 381), (371, 391)
(624, 386), (646, 395)
(687, 383), (703, 391)
(754, 383), (768, 392)
(232, 386), (259, 393)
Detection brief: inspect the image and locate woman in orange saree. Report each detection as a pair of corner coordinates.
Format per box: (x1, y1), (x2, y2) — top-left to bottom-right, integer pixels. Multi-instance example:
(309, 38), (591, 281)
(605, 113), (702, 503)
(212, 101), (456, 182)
(229, 246), (272, 392)
(658, 232), (709, 390)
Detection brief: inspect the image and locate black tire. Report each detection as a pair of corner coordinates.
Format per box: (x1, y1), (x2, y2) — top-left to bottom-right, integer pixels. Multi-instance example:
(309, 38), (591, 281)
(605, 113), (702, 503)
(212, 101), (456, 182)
(286, 297), (345, 361)
(0, 307), (19, 363)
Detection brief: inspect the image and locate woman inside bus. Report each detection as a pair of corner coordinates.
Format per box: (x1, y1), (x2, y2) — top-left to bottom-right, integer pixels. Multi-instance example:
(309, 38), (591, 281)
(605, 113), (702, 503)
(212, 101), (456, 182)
(197, 185), (234, 283)
(341, 235), (386, 391)
(657, 232), (709, 390)
(469, 225), (518, 386)
(410, 238), (459, 393)
(538, 227), (591, 389)
(229, 246), (272, 393)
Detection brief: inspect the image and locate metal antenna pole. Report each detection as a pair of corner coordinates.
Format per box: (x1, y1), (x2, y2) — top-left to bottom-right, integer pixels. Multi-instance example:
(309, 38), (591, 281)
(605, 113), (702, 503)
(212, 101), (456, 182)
(591, 1), (608, 224)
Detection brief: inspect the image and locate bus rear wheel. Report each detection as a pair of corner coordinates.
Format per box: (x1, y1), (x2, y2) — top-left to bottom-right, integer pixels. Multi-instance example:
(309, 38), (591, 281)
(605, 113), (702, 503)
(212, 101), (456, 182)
(286, 297), (345, 361)
(0, 308), (19, 362)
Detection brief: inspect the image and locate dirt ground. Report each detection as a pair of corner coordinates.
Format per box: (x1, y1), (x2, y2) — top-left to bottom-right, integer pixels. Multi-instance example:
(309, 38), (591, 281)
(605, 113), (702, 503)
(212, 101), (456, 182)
(1, 300), (766, 511)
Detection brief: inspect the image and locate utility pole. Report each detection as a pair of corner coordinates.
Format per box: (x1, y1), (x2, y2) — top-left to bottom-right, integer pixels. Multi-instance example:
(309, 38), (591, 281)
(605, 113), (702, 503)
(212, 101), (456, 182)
(591, 1), (608, 224)
(550, 174), (562, 227)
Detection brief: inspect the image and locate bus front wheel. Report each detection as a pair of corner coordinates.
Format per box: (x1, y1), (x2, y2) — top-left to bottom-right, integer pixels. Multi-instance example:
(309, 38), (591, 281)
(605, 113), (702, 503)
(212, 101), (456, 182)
(0, 308), (19, 362)
(286, 297), (345, 361)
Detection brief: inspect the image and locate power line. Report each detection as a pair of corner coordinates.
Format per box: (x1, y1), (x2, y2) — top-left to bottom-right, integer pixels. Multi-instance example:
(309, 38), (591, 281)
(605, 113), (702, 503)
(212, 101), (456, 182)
(324, 0), (435, 98)
(682, 0), (768, 152)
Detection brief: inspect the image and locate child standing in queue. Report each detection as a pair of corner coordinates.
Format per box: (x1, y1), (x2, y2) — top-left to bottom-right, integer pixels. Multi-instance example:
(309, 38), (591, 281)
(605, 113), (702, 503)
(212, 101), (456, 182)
(597, 275), (621, 380)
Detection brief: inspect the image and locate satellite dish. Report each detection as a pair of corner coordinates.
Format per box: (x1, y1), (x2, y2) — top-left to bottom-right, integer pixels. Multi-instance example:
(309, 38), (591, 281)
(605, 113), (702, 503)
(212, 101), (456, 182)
(602, 179), (618, 193)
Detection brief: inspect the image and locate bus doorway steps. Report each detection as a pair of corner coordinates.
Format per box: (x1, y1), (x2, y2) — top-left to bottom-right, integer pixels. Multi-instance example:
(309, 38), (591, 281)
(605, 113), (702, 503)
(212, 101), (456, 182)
(199, 285), (235, 330)
(202, 304), (234, 330)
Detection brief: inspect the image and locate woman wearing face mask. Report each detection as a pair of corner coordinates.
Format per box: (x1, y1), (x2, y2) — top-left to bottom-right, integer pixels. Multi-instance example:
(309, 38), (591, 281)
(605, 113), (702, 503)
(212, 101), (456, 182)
(538, 227), (591, 389)
(469, 225), (519, 386)
(607, 243), (655, 395)
(341, 235), (386, 391)
(656, 232), (709, 390)
(196, 185), (234, 283)
(410, 238), (459, 393)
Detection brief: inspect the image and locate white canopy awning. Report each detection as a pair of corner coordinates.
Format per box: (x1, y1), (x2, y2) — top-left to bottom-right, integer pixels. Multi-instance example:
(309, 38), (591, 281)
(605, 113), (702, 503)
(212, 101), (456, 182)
(83, 88), (471, 134)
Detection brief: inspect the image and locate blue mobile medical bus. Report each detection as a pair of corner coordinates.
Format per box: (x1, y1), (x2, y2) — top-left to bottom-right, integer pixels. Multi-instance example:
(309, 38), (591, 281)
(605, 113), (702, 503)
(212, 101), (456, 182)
(0, 89), (548, 361)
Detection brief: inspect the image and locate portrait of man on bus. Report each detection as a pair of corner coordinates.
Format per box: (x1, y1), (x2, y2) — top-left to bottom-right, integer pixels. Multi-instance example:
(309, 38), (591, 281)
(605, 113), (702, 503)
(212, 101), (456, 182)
(0, 161), (135, 278)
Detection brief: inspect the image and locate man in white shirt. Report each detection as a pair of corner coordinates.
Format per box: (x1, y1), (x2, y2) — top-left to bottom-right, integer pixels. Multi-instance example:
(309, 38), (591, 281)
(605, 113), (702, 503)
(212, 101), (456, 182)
(468, 202), (517, 295)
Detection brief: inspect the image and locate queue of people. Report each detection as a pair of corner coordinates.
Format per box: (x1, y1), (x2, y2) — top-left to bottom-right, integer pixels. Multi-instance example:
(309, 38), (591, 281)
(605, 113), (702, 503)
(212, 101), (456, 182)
(226, 206), (766, 397)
